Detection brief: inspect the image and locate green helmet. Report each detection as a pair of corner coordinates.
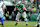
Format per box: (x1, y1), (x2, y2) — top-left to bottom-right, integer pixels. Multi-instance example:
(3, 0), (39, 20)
(16, 1), (21, 4)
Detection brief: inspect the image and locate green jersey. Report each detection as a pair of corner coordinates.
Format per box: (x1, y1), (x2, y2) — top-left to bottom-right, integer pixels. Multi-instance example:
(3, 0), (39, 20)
(15, 4), (25, 13)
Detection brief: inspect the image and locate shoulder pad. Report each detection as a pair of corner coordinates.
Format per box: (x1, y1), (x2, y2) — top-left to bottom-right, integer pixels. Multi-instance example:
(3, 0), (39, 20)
(20, 4), (24, 8)
(15, 5), (18, 8)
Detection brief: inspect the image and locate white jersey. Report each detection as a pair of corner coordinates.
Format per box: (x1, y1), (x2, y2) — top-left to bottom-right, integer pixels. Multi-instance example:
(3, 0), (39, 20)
(0, 1), (6, 9)
(0, 8), (4, 18)
(0, 1), (3, 8)
(0, 1), (4, 18)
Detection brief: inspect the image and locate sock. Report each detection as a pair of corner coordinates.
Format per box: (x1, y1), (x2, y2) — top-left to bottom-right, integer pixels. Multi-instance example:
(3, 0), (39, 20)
(24, 18), (28, 24)
(1, 21), (3, 26)
(37, 19), (39, 25)
(16, 21), (18, 24)
(15, 21), (19, 26)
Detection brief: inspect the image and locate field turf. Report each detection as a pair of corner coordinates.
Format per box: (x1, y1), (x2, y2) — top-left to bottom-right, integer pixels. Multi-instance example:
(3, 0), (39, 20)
(0, 21), (40, 27)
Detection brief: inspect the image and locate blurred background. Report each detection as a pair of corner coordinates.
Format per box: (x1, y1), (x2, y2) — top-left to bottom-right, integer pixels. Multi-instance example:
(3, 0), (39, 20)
(0, 0), (40, 21)
(0, 0), (40, 27)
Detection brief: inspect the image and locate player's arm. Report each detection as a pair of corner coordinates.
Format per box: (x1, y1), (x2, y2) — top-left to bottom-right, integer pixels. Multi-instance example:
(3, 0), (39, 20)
(14, 7), (17, 11)
(2, 4), (7, 13)
(22, 6), (27, 11)
(2, 4), (6, 9)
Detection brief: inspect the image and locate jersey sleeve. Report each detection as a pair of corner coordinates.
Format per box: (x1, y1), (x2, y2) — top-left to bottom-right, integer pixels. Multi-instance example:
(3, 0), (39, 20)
(15, 5), (18, 8)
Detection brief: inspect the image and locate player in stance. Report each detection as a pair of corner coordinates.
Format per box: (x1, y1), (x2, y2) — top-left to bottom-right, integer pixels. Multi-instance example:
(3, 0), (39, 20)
(0, 1), (6, 27)
(35, 13), (40, 27)
(14, 1), (28, 26)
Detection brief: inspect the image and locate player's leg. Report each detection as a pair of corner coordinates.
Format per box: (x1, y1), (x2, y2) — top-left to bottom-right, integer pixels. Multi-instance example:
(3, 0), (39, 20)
(22, 12), (28, 26)
(0, 22), (1, 25)
(1, 17), (5, 27)
(35, 15), (39, 27)
(37, 19), (39, 27)
(0, 18), (1, 25)
(35, 19), (39, 27)
(0, 15), (5, 26)
(1, 17), (4, 26)
(15, 12), (21, 26)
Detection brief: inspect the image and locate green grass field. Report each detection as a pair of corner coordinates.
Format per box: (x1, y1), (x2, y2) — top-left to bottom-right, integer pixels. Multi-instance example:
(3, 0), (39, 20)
(0, 21), (40, 27)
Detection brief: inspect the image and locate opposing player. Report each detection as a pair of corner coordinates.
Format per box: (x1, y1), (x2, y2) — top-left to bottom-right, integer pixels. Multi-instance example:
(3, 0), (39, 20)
(35, 13), (40, 27)
(14, 1), (28, 26)
(0, 1), (6, 27)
